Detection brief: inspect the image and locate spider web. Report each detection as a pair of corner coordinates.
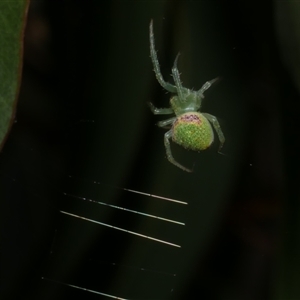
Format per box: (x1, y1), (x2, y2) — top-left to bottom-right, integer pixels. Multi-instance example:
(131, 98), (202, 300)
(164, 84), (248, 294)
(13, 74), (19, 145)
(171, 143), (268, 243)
(0, 118), (191, 299)
(1, 107), (239, 300)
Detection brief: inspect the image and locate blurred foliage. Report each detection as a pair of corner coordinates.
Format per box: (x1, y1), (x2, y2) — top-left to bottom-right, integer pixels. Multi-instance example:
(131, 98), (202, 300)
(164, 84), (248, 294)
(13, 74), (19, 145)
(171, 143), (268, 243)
(274, 2), (300, 299)
(0, 0), (29, 150)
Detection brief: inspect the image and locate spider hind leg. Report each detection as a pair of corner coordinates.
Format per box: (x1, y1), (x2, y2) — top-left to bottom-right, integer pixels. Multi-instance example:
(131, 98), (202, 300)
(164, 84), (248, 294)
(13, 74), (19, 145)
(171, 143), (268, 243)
(164, 130), (193, 172)
(203, 113), (225, 152)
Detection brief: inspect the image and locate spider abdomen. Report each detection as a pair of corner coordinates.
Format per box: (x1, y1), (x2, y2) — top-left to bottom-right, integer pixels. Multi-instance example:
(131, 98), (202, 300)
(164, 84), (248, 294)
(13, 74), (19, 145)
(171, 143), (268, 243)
(172, 112), (214, 151)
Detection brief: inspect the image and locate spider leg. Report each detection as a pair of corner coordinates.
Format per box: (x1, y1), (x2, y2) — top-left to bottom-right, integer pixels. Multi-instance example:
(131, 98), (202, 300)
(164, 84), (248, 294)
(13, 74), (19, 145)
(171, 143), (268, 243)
(148, 102), (174, 115)
(149, 20), (177, 93)
(157, 117), (176, 128)
(197, 77), (220, 98)
(202, 113), (225, 152)
(164, 130), (193, 172)
(171, 53), (185, 101)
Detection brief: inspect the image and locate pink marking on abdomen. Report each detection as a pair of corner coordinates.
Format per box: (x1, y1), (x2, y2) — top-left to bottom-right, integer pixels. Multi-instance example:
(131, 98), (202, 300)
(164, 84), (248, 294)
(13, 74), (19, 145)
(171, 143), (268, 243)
(181, 114), (201, 123)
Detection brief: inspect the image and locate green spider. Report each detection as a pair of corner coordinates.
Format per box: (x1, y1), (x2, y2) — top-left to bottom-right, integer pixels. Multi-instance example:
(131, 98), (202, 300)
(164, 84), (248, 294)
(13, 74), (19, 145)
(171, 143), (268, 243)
(148, 20), (225, 172)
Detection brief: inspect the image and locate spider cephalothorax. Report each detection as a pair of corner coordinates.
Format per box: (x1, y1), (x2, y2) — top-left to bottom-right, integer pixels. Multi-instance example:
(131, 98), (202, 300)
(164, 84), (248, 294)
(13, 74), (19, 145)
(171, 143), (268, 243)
(149, 20), (225, 172)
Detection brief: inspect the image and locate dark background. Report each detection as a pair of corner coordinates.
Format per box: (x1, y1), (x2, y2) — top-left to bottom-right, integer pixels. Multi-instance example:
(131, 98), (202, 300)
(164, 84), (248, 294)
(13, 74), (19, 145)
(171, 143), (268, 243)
(1, 1), (300, 299)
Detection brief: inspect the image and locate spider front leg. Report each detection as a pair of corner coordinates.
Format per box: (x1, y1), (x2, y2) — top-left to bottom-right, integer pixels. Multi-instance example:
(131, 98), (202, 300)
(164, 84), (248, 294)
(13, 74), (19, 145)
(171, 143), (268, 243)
(148, 102), (174, 115)
(197, 77), (220, 98)
(202, 113), (225, 152)
(171, 54), (184, 100)
(149, 20), (177, 93)
(164, 130), (192, 172)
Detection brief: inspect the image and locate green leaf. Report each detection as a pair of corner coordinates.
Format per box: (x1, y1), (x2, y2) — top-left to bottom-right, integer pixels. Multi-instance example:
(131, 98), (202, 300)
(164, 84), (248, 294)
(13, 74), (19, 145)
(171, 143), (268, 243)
(0, 0), (29, 150)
